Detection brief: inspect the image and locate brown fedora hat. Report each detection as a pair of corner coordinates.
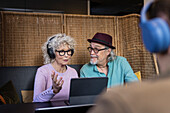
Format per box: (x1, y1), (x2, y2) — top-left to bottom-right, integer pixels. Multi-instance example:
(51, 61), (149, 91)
(87, 32), (116, 49)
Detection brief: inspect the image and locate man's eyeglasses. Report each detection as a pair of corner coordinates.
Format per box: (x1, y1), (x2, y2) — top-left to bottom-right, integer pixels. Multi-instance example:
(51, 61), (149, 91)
(55, 49), (74, 56)
(87, 47), (108, 54)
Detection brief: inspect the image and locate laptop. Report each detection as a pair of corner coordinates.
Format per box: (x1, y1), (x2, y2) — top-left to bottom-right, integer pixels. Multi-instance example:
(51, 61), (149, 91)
(34, 77), (108, 113)
(35, 103), (94, 113)
(65, 77), (108, 105)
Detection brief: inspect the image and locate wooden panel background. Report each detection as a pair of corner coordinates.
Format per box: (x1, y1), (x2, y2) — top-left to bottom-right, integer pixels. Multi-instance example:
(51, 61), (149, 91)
(64, 14), (116, 65)
(0, 11), (157, 79)
(116, 14), (157, 79)
(0, 11), (63, 66)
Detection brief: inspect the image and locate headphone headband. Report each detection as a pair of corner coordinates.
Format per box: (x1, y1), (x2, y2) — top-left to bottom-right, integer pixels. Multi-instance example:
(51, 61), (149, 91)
(47, 36), (56, 46)
(140, 0), (154, 23)
(140, 0), (170, 53)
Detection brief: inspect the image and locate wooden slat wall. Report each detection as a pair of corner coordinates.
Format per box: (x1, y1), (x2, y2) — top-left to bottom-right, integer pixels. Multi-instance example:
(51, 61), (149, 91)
(64, 14), (116, 65)
(0, 11), (157, 79)
(116, 14), (156, 79)
(0, 11), (63, 66)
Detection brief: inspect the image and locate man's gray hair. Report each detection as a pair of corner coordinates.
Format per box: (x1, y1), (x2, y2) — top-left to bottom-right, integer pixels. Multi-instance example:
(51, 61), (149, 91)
(105, 46), (116, 61)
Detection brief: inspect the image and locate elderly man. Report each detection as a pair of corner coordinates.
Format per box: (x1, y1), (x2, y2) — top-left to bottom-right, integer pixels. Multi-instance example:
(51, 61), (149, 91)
(80, 32), (138, 88)
(87, 0), (170, 113)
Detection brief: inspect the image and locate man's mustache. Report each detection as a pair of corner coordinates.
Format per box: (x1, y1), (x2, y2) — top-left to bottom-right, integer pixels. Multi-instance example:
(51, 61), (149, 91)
(90, 55), (98, 58)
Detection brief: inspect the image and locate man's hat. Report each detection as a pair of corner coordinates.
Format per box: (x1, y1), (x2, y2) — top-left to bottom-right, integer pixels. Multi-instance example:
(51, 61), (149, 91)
(87, 32), (116, 49)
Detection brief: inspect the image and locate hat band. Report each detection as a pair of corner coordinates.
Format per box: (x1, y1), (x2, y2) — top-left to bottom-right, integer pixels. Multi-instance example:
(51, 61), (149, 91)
(93, 38), (111, 45)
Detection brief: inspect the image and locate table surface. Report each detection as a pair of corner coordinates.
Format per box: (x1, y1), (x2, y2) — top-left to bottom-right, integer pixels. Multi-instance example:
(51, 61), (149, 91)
(0, 101), (94, 113)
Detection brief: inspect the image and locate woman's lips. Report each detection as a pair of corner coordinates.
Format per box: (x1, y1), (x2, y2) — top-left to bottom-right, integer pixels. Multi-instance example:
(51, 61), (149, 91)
(64, 59), (69, 62)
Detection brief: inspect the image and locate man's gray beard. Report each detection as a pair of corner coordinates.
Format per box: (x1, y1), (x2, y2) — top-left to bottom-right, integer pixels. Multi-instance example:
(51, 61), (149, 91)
(90, 58), (98, 65)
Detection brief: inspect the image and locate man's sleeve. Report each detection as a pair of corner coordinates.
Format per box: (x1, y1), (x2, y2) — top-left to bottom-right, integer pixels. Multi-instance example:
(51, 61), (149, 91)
(80, 67), (86, 78)
(122, 59), (139, 82)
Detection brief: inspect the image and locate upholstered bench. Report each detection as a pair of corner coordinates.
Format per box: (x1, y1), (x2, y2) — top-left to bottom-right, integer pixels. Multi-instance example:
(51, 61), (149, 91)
(0, 65), (83, 103)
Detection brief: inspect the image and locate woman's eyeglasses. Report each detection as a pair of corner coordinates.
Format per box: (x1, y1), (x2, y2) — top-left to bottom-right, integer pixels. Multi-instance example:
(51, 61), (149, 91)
(87, 47), (108, 54)
(55, 49), (74, 56)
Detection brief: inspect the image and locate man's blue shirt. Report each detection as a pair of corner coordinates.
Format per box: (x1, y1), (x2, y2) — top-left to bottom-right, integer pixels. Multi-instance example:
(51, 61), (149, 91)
(80, 56), (138, 88)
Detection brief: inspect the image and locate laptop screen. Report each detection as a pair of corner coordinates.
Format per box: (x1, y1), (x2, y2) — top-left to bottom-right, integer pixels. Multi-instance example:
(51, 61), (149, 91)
(68, 77), (108, 105)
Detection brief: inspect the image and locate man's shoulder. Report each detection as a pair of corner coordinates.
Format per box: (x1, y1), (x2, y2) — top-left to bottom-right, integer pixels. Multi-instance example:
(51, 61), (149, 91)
(81, 63), (93, 69)
(80, 63), (95, 77)
(110, 56), (127, 64)
(115, 56), (127, 61)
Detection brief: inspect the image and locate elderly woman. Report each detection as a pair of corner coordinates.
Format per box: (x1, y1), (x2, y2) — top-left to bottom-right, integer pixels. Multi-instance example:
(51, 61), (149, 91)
(33, 33), (78, 102)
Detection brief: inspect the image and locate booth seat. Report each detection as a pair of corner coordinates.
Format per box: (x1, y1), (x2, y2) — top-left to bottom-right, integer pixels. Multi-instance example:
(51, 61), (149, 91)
(0, 65), (141, 104)
(0, 65), (83, 103)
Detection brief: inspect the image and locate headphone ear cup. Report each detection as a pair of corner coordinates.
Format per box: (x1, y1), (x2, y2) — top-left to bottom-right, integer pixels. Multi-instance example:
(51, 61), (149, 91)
(140, 18), (170, 52)
(47, 47), (56, 59)
(71, 49), (74, 56)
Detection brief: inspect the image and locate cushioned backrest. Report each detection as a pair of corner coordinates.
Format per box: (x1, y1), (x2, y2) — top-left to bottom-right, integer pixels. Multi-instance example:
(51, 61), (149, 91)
(0, 66), (39, 102)
(0, 80), (20, 104)
(0, 65), (83, 103)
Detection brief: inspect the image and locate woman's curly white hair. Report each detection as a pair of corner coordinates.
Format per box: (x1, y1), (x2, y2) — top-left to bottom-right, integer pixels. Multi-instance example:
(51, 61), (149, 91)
(42, 33), (75, 64)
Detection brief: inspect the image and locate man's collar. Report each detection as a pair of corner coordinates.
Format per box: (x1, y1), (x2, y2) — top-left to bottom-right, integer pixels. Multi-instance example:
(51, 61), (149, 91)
(93, 61), (111, 72)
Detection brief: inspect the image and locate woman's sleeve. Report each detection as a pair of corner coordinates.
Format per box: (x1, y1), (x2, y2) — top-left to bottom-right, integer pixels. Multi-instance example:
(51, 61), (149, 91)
(33, 68), (55, 102)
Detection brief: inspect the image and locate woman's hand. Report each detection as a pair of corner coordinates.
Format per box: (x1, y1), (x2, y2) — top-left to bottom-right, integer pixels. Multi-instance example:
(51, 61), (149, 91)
(51, 71), (64, 94)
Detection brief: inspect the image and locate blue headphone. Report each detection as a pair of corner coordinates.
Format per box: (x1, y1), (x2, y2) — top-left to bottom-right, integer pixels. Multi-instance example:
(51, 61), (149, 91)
(140, 0), (170, 53)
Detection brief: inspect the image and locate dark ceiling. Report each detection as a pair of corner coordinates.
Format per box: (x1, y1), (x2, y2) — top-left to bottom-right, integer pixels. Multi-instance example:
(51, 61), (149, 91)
(0, 0), (143, 16)
(90, 0), (143, 15)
